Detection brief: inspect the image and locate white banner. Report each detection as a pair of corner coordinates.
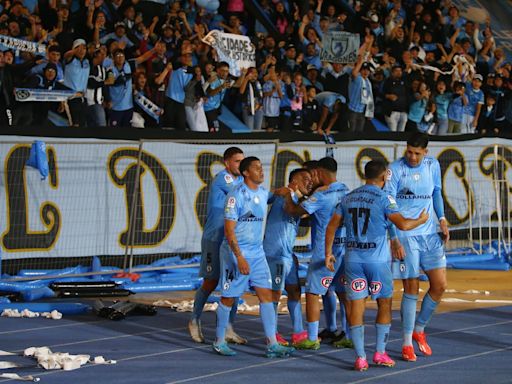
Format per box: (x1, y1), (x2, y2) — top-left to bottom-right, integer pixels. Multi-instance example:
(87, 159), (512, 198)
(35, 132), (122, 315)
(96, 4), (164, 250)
(0, 34), (46, 54)
(1, 137), (511, 259)
(15, 88), (76, 102)
(320, 31), (360, 64)
(202, 30), (256, 77)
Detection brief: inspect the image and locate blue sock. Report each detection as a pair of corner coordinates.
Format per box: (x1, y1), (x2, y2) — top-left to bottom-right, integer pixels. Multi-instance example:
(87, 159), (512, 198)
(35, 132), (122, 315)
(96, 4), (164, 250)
(415, 294), (438, 333)
(307, 321), (319, 341)
(216, 303), (231, 344)
(273, 302), (279, 333)
(191, 288), (209, 320)
(375, 323), (391, 353)
(228, 297), (239, 324)
(260, 302), (277, 345)
(340, 301), (349, 337)
(350, 325), (365, 359)
(401, 293), (418, 346)
(322, 292), (337, 332)
(287, 300), (304, 333)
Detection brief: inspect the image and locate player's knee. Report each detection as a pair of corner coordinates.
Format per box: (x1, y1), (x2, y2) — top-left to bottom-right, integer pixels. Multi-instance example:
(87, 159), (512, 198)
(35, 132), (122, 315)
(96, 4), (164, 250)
(430, 280), (447, 297)
(220, 297), (235, 307)
(202, 279), (218, 293)
(285, 285), (301, 301)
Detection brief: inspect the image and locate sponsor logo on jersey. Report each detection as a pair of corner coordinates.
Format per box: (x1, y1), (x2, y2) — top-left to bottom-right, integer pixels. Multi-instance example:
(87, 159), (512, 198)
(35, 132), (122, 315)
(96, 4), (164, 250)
(351, 278), (367, 292)
(238, 211), (263, 222)
(386, 169), (392, 180)
(369, 281), (382, 294)
(413, 173), (420, 181)
(387, 195), (398, 208)
(254, 196), (260, 204)
(397, 188), (431, 200)
(227, 197), (236, 208)
(321, 277), (333, 288)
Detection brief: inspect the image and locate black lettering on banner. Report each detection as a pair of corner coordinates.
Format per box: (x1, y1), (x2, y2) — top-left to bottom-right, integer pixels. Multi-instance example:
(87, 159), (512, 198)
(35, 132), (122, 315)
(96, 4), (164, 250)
(274, 149), (311, 238)
(438, 148), (473, 225)
(478, 146), (512, 222)
(108, 148), (175, 247)
(348, 207), (370, 236)
(2, 144), (60, 251)
(354, 148), (389, 181)
(195, 151), (224, 229)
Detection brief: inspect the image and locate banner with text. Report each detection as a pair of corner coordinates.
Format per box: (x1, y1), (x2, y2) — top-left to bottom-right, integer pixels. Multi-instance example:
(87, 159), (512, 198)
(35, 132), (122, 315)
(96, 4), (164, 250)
(202, 30), (256, 76)
(320, 31), (360, 64)
(1, 138), (511, 258)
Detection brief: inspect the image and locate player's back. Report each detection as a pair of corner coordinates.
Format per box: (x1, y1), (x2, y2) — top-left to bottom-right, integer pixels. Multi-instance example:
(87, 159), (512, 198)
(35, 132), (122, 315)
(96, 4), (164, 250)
(203, 169), (242, 241)
(303, 181), (349, 259)
(385, 156), (440, 237)
(263, 195), (301, 260)
(341, 184), (393, 263)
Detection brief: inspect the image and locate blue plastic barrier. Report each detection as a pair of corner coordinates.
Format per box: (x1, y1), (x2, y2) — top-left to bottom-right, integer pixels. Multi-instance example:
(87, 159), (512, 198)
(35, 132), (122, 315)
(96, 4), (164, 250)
(219, 105), (251, 133)
(449, 261), (510, 271)
(122, 281), (200, 293)
(21, 287), (55, 301)
(0, 302), (91, 315)
(446, 253), (496, 264)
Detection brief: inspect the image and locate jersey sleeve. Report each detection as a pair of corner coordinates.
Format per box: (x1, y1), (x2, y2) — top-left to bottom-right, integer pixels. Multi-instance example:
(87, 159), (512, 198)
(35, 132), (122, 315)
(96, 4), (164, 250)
(432, 160), (445, 219)
(384, 163), (399, 197)
(383, 193), (400, 217)
(224, 191), (240, 222)
(300, 191), (322, 215)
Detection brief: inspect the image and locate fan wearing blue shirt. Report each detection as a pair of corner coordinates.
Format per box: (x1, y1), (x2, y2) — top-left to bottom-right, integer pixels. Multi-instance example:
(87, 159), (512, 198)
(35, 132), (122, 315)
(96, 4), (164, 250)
(326, 160), (428, 372)
(280, 157), (350, 350)
(189, 147), (246, 345)
(213, 157), (295, 359)
(263, 168), (313, 346)
(385, 133), (450, 363)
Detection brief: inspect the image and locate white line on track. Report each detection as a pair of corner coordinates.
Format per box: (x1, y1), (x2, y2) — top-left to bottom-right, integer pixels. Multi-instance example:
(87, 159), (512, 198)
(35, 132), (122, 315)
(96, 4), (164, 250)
(345, 346), (512, 384)
(164, 319), (512, 384)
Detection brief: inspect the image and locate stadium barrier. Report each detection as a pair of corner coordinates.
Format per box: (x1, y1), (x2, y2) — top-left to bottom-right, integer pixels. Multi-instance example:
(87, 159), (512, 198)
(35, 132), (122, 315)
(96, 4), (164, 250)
(1, 137), (512, 285)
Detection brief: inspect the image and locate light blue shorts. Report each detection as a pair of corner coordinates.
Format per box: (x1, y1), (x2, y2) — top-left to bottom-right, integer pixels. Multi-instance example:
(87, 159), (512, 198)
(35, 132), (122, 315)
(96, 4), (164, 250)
(266, 256), (299, 291)
(392, 233), (446, 279)
(220, 243), (272, 297)
(305, 245), (344, 295)
(345, 261), (393, 301)
(199, 237), (222, 280)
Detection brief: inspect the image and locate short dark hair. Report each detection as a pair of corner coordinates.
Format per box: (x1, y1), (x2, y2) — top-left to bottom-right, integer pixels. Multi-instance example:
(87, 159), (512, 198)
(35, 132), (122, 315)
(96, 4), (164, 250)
(289, 168), (310, 183)
(223, 147), (243, 160)
(407, 132), (429, 149)
(364, 160), (388, 179)
(239, 156), (260, 175)
(303, 160), (319, 170)
(318, 157), (337, 173)
(217, 61), (229, 69)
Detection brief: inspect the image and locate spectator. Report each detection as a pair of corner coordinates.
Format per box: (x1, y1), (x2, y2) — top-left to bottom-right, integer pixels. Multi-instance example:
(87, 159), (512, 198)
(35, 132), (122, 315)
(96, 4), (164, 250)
(183, 65), (208, 132)
(86, 47), (109, 127)
(239, 67), (264, 131)
(383, 64), (409, 132)
(63, 39), (90, 127)
(107, 49), (133, 127)
(447, 82), (467, 134)
(262, 66), (283, 132)
(462, 74), (484, 133)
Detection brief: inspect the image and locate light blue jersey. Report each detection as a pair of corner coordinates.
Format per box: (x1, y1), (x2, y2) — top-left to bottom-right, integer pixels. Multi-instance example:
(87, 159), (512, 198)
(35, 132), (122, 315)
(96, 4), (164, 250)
(202, 169), (242, 243)
(338, 184), (399, 263)
(385, 156), (444, 237)
(224, 183), (272, 257)
(301, 181), (349, 260)
(263, 194), (300, 260)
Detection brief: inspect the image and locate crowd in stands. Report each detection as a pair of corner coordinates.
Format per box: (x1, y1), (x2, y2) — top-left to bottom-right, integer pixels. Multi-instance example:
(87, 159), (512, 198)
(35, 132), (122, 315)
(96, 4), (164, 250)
(0, 0), (511, 134)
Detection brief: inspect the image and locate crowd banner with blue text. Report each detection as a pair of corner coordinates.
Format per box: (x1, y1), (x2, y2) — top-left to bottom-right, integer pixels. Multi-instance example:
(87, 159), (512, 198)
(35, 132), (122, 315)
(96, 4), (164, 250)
(0, 34), (46, 54)
(1, 138), (511, 258)
(14, 88), (76, 102)
(202, 30), (256, 76)
(320, 31), (360, 64)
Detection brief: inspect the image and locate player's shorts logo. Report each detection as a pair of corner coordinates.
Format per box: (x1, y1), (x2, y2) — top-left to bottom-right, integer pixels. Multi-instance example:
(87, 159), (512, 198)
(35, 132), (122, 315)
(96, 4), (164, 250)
(275, 276), (282, 285)
(399, 263), (406, 273)
(206, 265), (212, 273)
(223, 281), (230, 290)
(321, 277), (333, 288)
(351, 278), (367, 292)
(370, 281), (382, 294)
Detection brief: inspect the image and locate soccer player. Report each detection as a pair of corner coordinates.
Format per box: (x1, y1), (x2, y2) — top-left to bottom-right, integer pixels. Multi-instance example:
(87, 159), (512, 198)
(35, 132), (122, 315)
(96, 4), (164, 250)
(189, 147), (246, 344)
(213, 157), (295, 358)
(385, 132), (450, 362)
(326, 160), (429, 371)
(281, 157), (349, 350)
(304, 160), (349, 346)
(263, 168), (313, 346)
